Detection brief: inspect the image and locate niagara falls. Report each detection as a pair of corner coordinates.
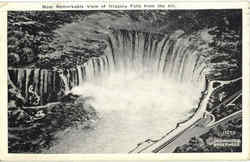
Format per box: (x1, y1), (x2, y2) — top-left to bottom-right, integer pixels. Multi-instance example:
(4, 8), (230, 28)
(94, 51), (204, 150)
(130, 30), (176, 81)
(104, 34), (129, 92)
(7, 10), (242, 153)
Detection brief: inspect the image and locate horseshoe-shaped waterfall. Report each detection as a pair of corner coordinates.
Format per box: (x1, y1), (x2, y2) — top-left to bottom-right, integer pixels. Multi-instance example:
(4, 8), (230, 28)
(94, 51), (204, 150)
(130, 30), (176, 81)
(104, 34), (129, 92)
(7, 9), (243, 154)
(31, 28), (212, 153)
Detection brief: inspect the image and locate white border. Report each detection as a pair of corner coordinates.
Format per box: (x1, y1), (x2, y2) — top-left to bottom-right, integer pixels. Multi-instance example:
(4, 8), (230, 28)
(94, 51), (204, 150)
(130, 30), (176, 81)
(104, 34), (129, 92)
(0, 1), (249, 161)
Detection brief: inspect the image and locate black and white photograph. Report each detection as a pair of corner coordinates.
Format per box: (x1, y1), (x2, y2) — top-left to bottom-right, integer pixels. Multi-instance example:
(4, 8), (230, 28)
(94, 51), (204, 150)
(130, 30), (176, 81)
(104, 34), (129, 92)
(6, 8), (243, 154)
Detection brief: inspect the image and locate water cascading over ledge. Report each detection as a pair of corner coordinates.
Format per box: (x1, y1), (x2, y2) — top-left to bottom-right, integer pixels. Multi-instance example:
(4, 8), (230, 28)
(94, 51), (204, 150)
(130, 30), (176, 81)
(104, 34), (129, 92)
(106, 29), (207, 85)
(8, 29), (210, 105)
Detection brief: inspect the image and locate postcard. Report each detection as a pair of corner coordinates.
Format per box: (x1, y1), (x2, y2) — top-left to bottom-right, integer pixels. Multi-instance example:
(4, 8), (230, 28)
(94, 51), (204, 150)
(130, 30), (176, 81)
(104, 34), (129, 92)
(0, 0), (249, 161)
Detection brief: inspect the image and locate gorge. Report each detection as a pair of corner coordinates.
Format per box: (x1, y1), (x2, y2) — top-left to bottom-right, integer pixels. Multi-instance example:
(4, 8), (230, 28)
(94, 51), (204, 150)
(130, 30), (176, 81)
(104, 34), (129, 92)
(8, 29), (209, 105)
(7, 10), (242, 153)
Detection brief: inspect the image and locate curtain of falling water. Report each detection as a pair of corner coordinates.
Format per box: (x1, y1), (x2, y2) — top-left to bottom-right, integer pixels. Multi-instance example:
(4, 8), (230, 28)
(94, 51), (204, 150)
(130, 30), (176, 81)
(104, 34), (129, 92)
(43, 30), (208, 153)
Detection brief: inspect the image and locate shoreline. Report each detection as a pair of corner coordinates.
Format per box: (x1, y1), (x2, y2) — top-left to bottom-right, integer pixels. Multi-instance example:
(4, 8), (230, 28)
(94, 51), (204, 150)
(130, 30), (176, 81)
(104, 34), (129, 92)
(130, 77), (242, 153)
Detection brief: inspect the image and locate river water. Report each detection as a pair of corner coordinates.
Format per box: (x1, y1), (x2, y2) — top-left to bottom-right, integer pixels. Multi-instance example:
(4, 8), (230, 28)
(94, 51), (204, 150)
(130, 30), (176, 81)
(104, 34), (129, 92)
(44, 72), (201, 153)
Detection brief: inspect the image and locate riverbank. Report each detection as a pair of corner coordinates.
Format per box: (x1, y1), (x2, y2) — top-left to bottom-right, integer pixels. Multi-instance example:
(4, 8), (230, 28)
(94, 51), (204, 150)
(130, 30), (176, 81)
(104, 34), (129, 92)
(7, 10), (242, 154)
(8, 93), (99, 153)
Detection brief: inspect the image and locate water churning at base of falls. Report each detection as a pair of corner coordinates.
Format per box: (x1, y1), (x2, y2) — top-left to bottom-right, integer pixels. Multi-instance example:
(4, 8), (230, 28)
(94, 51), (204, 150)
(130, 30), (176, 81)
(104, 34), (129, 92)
(44, 71), (201, 153)
(38, 29), (208, 153)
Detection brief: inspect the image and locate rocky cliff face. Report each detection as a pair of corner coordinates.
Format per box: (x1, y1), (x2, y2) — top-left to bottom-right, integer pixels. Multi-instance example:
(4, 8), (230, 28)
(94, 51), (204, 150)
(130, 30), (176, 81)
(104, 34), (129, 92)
(8, 25), (241, 106)
(7, 10), (242, 153)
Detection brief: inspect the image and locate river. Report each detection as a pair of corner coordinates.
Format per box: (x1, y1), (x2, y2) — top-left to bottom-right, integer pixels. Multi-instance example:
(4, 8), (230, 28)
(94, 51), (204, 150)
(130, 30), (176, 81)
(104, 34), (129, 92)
(44, 71), (201, 153)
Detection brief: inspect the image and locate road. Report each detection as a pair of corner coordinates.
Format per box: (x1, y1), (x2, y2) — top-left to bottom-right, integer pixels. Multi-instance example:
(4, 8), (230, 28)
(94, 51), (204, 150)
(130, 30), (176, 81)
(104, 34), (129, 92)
(130, 109), (241, 153)
(129, 77), (242, 153)
(157, 110), (242, 153)
(210, 90), (242, 113)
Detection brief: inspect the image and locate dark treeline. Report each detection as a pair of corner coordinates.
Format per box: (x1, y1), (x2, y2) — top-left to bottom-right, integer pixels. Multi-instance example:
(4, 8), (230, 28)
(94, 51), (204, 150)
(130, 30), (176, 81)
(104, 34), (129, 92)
(8, 10), (242, 68)
(7, 10), (242, 153)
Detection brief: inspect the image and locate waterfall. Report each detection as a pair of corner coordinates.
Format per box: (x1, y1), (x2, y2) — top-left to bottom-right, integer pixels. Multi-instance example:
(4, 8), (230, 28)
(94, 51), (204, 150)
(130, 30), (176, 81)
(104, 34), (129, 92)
(44, 29), (211, 153)
(104, 30), (207, 88)
(8, 68), (61, 105)
(7, 55), (111, 105)
(8, 29), (209, 105)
